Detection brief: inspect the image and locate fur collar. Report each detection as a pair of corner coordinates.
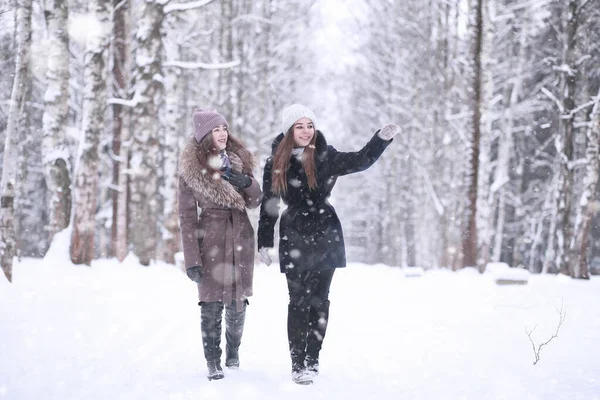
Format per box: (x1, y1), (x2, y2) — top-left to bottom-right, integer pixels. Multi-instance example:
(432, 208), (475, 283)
(178, 138), (246, 210)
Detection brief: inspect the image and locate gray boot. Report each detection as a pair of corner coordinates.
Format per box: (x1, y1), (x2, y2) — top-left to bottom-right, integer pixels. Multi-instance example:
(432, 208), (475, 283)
(224, 300), (247, 368)
(207, 360), (224, 381)
(201, 302), (224, 379)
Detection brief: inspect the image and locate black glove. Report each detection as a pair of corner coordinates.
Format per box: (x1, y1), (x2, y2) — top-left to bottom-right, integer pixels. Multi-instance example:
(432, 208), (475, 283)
(186, 266), (202, 283)
(223, 171), (252, 189)
(220, 165), (231, 180)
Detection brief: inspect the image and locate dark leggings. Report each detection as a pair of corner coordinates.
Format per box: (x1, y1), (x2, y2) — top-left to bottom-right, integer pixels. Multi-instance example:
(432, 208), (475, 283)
(285, 268), (335, 370)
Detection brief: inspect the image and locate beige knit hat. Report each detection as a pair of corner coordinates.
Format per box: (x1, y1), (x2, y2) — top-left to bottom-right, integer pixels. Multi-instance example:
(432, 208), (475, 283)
(281, 104), (316, 134)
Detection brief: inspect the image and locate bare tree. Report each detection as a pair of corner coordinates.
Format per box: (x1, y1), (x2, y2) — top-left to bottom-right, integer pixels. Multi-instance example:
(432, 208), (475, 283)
(110, 0), (131, 261)
(70, 0), (112, 265)
(160, 10), (185, 264)
(128, 0), (165, 266)
(568, 89), (600, 279)
(41, 0), (72, 244)
(0, 0), (33, 282)
(461, 0), (483, 269)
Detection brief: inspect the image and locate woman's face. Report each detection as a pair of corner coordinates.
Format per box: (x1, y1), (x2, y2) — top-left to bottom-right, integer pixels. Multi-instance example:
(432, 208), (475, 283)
(211, 125), (228, 151)
(292, 118), (315, 148)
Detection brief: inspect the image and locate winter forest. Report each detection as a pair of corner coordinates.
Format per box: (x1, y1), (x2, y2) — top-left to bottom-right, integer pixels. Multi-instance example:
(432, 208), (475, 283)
(1, 0), (600, 282)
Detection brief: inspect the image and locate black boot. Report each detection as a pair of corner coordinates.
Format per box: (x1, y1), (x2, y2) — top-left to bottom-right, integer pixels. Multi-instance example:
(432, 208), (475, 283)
(201, 302), (224, 380)
(207, 361), (224, 381)
(288, 303), (312, 384)
(305, 300), (330, 376)
(225, 300), (246, 369)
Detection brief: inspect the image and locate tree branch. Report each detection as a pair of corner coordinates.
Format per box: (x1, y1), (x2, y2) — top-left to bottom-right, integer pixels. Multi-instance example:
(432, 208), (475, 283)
(163, 59), (240, 70)
(230, 14), (273, 25)
(541, 87), (564, 113)
(164, 0), (216, 14)
(575, 0), (595, 18)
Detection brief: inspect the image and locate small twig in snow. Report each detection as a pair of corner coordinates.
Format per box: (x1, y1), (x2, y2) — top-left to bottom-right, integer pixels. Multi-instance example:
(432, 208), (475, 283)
(526, 300), (566, 366)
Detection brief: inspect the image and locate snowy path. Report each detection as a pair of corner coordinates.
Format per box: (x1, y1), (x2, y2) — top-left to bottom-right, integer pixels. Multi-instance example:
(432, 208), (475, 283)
(1, 258), (599, 400)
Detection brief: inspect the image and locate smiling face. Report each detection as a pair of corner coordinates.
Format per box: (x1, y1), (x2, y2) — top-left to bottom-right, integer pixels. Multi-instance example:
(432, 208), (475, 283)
(211, 124), (228, 151)
(292, 118), (315, 148)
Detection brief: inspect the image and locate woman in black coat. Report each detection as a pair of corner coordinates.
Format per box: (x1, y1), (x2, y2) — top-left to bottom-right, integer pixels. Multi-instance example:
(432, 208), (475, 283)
(257, 104), (399, 384)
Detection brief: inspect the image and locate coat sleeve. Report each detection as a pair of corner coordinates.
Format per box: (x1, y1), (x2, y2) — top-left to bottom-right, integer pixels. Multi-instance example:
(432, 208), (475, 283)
(328, 132), (393, 177)
(178, 177), (202, 269)
(241, 176), (262, 209)
(257, 157), (280, 249)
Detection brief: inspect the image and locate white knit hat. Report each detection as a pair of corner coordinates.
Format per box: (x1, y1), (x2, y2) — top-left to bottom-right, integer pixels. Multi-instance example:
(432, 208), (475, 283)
(281, 104), (316, 134)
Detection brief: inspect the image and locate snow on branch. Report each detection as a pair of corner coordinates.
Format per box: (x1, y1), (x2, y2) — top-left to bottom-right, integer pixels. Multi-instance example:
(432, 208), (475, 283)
(164, 0), (216, 14)
(163, 59), (240, 70)
(541, 87), (564, 113)
(577, 0), (595, 17)
(231, 14), (273, 25)
(526, 300), (566, 366)
(107, 91), (149, 108)
(561, 99), (597, 120)
(575, 55), (591, 67)
(552, 63), (575, 77)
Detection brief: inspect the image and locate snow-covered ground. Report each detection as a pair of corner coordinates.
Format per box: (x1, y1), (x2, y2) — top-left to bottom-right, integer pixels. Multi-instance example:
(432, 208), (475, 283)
(1, 257), (599, 400)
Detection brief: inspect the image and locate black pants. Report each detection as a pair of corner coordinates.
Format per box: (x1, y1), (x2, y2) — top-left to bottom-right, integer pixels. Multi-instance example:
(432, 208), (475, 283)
(200, 300), (247, 364)
(285, 268), (335, 371)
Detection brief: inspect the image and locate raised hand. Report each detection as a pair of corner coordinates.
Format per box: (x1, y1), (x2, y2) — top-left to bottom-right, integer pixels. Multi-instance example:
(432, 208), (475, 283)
(377, 124), (401, 141)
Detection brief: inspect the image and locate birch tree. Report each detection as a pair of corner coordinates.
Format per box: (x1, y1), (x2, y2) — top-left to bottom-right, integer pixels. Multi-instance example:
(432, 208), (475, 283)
(41, 0), (71, 244)
(110, 0), (131, 261)
(70, 0), (111, 265)
(0, 0), (32, 282)
(160, 9), (185, 264)
(568, 89), (600, 279)
(129, 0), (164, 266)
(542, 0), (597, 275)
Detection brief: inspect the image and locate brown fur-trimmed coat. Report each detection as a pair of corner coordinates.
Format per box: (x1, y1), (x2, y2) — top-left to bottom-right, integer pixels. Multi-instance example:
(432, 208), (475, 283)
(178, 138), (262, 304)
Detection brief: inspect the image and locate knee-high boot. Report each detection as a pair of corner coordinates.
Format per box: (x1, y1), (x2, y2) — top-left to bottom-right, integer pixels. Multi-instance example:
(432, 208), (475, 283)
(224, 300), (246, 368)
(288, 303), (310, 372)
(200, 301), (224, 380)
(305, 300), (330, 374)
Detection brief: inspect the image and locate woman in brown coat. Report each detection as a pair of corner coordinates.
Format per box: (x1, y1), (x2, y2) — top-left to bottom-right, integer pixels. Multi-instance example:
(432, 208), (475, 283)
(178, 108), (262, 381)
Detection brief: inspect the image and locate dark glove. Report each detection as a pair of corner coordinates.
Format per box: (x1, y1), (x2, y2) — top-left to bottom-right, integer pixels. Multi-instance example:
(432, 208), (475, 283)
(186, 266), (202, 283)
(220, 165), (231, 180)
(223, 171), (252, 189)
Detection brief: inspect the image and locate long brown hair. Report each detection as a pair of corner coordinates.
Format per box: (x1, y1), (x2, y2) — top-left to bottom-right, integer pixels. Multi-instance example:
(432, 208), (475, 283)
(195, 132), (255, 178)
(271, 128), (317, 195)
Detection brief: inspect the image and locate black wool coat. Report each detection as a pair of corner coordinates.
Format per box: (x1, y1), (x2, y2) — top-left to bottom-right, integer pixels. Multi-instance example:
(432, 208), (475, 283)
(257, 130), (392, 273)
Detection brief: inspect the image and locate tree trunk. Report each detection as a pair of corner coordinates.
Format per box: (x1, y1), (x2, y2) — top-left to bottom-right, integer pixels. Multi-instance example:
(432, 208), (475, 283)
(217, 0), (235, 118)
(461, 0), (483, 269)
(553, 0), (578, 276)
(129, 0), (164, 266)
(42, 0), (72, 244)
(70, 0), (111, 265)
(111, 0), (130, 260)
(477, 0), (495, 268)
(161, 11), (185, 264)
(0, 0), (33, 282)
(568, 89), (600, 279)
